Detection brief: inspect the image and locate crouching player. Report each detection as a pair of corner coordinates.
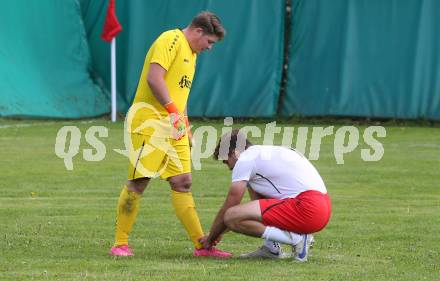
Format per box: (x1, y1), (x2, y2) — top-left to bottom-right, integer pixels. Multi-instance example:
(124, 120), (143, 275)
(200, 129), (331, 261)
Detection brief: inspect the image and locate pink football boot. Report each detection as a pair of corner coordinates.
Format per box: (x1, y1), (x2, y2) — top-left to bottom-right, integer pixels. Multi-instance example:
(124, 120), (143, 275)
(193, 247), (232, 258)
(109, 245), (134, 257)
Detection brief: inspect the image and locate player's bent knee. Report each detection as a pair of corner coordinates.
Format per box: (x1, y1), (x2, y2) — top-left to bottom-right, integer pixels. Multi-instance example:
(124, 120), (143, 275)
(170, 179), (192, 192)
(172, 184), (192, 193)
(127, 178), (150, 194)
(169, 174), (192, 192)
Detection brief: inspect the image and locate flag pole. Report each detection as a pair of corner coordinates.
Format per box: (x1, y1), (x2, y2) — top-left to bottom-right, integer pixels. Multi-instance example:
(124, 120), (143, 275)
(101, 0), (122, 122)
(111, 37), (117, 122)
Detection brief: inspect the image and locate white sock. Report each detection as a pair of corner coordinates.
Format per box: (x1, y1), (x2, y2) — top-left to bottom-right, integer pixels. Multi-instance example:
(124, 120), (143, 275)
(261, 226), (302, 246)
(263, 239), (281, 254)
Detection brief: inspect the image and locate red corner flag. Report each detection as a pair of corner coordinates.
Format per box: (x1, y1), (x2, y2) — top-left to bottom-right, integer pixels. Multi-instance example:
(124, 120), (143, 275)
(101, 0), (122, 42)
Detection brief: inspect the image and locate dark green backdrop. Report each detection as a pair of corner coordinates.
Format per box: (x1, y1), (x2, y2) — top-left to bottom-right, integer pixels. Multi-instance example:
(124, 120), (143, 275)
(81, 0), (285, 117)
(0, 0), (109, 118)
(1, 0), (439, 120)
(282, 0), (440, 120)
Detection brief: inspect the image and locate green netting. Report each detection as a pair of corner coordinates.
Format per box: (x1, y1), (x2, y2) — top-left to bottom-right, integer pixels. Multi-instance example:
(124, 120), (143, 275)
(0, 0), (109, 118)
(282, 0), (440, 120)
(81, 0), (285, 117)
(3, 0), (438, 120)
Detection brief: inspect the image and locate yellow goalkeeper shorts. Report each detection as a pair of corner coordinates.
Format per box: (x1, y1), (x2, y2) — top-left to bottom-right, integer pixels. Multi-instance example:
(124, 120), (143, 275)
(127, 133), (191, 180)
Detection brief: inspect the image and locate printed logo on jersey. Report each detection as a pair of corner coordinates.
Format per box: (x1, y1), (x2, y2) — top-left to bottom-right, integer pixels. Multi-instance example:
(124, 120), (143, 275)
(178, 75), (192, 89)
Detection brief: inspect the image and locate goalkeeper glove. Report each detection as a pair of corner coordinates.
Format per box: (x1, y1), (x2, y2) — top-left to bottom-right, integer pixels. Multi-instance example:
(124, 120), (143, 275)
(165, 101), (186, 140)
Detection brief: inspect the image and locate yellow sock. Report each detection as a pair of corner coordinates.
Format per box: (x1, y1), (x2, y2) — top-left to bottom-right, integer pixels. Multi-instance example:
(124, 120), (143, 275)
(114, 186), (141, 246)
(171, 190), (204, 249)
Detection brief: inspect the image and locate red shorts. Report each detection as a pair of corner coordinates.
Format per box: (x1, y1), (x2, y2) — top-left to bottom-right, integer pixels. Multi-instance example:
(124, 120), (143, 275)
(259, 190), (331, 234)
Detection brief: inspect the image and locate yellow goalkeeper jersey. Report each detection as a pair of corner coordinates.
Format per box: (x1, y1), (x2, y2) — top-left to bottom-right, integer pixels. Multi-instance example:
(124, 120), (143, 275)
(129, 29), (197, 137)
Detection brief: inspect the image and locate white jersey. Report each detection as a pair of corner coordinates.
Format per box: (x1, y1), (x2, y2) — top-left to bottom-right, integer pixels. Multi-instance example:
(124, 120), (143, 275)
(231, 145), (327, 199)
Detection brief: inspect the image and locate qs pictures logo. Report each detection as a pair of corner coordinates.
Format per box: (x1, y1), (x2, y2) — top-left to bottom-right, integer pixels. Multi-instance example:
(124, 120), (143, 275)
(54, 103), (183, 175)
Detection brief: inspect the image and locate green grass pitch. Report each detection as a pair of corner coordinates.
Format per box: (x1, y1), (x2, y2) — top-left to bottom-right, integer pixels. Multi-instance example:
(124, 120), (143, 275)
(0, 119), (439, 280)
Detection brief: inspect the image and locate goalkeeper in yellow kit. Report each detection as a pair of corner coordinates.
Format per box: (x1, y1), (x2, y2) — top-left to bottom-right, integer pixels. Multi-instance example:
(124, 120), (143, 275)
(109, 11), (230, 257)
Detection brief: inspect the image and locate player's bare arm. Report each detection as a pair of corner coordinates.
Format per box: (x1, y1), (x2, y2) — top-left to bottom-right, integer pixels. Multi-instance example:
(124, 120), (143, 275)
(147, 63), (172, 106)
(148, 62), (186, 140)
(204, 181), (247, 247)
